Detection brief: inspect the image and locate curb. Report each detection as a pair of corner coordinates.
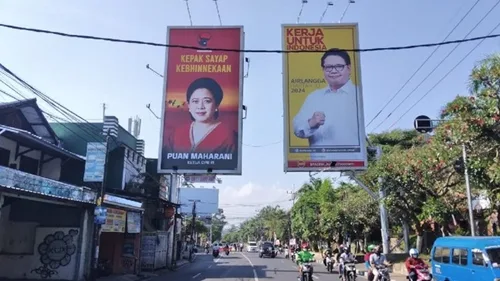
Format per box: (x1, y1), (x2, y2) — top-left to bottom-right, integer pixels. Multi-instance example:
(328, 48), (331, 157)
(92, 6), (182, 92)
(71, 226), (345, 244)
(178, 254), (197, 269)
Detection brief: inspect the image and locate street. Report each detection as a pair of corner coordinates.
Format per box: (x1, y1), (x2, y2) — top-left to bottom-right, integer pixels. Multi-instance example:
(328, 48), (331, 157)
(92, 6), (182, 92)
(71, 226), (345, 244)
(150, 252), (406, 281)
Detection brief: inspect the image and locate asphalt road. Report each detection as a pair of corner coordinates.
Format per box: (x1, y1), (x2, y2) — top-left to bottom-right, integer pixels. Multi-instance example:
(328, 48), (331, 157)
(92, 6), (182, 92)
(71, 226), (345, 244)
(149, 252), (371, 281)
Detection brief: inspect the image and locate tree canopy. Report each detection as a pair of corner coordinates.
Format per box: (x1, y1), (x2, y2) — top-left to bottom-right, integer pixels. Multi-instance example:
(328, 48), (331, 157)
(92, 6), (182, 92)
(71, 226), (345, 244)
(224, 52), (500, 252)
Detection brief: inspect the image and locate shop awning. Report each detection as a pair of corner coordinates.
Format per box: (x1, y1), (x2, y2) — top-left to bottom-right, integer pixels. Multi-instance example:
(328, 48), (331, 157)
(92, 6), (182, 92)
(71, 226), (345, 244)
(103, 193), (144, 211)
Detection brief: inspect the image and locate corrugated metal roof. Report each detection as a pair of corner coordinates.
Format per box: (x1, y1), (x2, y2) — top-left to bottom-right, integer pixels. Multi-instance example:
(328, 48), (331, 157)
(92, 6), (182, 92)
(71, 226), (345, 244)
(0, 99), (60, 145)
(0, 124), (85, 160)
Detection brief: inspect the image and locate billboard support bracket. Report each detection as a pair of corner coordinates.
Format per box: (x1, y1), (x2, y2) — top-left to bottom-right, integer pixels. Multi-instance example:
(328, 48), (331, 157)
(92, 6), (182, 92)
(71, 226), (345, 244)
(242, 105), (247, 119)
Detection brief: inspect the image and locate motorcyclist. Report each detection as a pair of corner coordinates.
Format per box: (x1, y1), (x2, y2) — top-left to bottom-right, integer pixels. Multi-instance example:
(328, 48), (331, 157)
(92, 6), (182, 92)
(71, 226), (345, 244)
(339, 247), (356, 279)
(369, 245), (392, 281)
(297, 242), (315, 279)
(365, 245), (376, 270)
(336, 244), (345, 264)
(405, 248), (427, 281)
(322, 246), (333, 266)
(204, 242), (210, 253)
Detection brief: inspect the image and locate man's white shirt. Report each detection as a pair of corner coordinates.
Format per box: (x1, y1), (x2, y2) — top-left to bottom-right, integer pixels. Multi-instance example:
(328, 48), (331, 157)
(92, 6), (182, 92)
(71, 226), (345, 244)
(292, 80), (362, 161)
(339, 252), (356, 264)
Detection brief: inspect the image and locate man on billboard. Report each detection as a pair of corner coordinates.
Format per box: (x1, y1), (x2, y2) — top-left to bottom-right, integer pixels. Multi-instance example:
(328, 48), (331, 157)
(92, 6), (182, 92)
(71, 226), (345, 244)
(292, 48), (360, 161)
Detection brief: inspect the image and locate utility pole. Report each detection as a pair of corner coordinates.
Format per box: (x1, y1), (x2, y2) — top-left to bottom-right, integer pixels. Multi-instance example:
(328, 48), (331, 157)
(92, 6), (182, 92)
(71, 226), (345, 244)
(414, 115), (476, 236)
(462, 143), (476, 236)
(102, 103), (107, 121)
(348, 147), (390, 254)
(287, 186), (297, 246)
(90, 130), (111, 281)
(375, 147), (390, 254)
(189, 199), (200, 261)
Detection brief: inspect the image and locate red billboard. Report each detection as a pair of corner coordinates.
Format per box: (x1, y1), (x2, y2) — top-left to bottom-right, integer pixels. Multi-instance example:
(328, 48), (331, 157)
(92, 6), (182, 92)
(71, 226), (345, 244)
(158, 26), (244, 175)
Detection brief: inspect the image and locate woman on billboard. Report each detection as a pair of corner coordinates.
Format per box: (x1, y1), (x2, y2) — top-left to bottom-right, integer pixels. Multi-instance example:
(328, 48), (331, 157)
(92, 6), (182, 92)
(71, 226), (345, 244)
(165, 77), (237, 154)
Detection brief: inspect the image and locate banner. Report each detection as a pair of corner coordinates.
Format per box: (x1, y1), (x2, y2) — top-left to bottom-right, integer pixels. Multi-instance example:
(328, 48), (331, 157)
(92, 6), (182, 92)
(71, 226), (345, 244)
(101, 208), (126, 233)
(282, 24), (368, 172)
(184, 173), (217, 183)
(158, 26), (244, 175)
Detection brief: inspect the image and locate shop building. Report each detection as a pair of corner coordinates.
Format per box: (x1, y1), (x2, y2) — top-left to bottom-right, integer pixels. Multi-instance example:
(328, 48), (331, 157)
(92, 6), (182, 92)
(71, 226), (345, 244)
(96, 194), (143, 275)
(50, 116), (148, 276)
(0, 99), (97, 280)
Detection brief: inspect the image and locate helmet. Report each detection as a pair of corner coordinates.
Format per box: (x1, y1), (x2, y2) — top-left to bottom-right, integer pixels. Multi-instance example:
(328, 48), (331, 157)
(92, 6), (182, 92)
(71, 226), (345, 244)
(409, 248), (419, 258)
(301, 242), (310, 250)
(344, 247), (350, 253)
(367, 244), (376, 252)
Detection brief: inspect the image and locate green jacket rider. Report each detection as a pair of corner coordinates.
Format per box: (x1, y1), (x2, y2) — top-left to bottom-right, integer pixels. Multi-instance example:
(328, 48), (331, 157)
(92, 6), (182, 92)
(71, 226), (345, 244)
(297, 242), (315, 277)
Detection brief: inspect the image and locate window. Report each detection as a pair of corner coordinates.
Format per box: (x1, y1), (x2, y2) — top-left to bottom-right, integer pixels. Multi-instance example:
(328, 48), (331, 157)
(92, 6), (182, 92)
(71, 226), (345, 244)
(486, 247), (500, 265)
(0, 147), (10, 167)
(433, 247), (451, 263)
(472, 251), (485, 266)
(19, 155), (39, 175)
(452, 248), (468, 265)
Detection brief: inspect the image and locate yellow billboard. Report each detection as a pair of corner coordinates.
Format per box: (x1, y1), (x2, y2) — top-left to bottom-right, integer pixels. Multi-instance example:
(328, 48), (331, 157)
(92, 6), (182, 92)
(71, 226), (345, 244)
(282, 24), (367, 172)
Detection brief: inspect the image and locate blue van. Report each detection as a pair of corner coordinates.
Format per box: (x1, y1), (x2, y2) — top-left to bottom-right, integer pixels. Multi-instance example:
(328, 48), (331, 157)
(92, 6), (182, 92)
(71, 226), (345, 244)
(431, 236), (500, 280)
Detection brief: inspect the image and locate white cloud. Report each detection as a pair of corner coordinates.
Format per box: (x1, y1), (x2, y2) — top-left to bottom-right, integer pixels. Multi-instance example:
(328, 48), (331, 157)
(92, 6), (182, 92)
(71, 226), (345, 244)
(217, 182), (293, 226)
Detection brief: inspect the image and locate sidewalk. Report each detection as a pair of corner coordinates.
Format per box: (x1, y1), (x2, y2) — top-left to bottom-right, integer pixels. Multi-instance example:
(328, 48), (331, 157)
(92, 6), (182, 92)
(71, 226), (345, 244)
(97, 255), (196, 281)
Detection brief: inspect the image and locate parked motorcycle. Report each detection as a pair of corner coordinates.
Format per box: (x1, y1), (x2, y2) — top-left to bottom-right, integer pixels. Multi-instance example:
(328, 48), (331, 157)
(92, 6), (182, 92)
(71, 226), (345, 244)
(406, 265), (432, 281)
(326, 254), (334, 273)
(343, 263), (357, 281)
(300, 261), (314, 281)
(368, 265), (390, 281)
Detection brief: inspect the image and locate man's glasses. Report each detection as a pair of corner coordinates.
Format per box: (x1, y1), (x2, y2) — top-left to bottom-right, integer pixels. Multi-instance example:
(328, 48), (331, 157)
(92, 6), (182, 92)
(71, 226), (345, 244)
(323, 64), (346, 72)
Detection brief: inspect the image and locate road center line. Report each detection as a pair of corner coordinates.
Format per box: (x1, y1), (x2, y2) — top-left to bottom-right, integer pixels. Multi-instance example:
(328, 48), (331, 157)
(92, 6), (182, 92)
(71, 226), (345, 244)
(192, 273), (201, 279)
(239, 253), (259, 281)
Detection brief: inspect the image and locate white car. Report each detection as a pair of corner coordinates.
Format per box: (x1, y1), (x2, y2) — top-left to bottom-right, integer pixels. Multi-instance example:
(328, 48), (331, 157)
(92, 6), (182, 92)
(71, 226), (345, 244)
(212, 242), (221, 251)
(247, 241), (258, 252)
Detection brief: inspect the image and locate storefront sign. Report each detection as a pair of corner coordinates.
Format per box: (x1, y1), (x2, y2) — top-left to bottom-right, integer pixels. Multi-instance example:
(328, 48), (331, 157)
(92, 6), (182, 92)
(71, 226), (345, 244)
(83, 142), (107, 182)
(104, 194), (143, 209)
(0, 166), (97, 203)
(101, 208), (126, 233)
(127, 212), (141, 234)
(94, 206), (107, 225)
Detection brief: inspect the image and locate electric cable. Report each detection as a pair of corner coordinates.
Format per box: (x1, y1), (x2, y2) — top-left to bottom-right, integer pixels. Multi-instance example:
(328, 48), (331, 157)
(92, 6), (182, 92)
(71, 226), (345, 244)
(386, 19), (500, 130)
(213, 0), (223, 26)
(184, 0), (194, 26)
(365, 0), (481, 128)
(0, 23), (499, 53)
(0, 64), (152, 180)
(370, 0), (500, 132)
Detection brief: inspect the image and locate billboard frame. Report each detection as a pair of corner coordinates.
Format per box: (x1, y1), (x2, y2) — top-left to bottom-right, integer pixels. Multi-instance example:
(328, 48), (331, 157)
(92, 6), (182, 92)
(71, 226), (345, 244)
(281, 23), (368, 173)
(157, 25), (245, 175)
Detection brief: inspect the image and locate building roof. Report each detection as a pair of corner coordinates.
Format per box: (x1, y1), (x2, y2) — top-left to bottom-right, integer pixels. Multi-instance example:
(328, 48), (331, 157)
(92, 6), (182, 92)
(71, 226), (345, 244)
(0, 124), (85, 161)
(50, 121), (138, 156)
(0, 99), (60, 145)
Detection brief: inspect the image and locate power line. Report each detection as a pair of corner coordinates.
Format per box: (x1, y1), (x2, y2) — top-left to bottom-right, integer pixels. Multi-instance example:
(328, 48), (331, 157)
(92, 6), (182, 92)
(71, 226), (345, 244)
(213, 0), (223, 26)
(0, 23), (499, 53)
(365, 0), (481, 128)
(0, 63), (155, 182)
(184, 0), (193, 26)
(387, 20), (500, 130)
(370, 0), (500, 132)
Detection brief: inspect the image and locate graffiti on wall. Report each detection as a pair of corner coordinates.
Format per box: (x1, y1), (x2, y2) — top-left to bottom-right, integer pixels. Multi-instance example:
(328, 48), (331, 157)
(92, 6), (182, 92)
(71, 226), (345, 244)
(31, 229), (79, 279)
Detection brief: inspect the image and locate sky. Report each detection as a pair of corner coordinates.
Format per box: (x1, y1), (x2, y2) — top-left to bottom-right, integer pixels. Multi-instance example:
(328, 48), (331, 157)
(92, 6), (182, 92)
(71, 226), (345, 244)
(0, 0), (499, 225)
